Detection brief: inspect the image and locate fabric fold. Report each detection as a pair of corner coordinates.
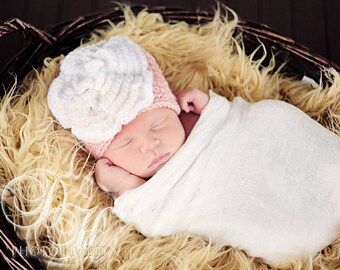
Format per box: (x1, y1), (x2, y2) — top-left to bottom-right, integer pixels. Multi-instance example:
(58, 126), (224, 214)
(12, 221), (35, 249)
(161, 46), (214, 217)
(113, 91), (340, 264)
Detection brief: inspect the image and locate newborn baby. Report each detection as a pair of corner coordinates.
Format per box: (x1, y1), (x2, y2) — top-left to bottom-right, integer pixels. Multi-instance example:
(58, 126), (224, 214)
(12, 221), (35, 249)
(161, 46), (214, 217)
(46, 35), (206, 197)
(95, 87), (208, 198)
(47, 36), (340, 264)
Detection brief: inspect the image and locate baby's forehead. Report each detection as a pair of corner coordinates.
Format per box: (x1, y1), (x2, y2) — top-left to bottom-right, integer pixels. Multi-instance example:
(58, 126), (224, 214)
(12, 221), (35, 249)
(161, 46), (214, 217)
(136, 107), (173, 122)
(114, 107), (171, 136)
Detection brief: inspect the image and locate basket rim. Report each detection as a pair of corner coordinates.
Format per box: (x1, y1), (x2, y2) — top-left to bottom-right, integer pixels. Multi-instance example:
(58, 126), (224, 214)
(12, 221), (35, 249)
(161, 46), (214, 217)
(0, 5), (338, 94)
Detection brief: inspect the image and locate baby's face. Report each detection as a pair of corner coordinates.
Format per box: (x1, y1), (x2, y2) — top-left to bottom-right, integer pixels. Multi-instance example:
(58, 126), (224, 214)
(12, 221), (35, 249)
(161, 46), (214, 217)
(103, 107), (185, 178)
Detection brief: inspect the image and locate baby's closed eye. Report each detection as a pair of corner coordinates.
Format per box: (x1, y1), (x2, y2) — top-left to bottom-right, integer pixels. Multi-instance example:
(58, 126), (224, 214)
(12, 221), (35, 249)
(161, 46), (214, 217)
(151, 117), (167, 130)
(115, 138), (133, 149)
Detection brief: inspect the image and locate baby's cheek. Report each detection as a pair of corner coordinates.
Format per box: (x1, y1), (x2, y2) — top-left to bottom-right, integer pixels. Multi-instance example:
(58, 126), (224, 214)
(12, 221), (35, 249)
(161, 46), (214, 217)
(105, 149), (124, 167)
(118, 149), (141, 171)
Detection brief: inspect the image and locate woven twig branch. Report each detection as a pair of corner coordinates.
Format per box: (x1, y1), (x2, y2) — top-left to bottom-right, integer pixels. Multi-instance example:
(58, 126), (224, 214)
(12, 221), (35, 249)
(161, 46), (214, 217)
(0, 18), (56, 45)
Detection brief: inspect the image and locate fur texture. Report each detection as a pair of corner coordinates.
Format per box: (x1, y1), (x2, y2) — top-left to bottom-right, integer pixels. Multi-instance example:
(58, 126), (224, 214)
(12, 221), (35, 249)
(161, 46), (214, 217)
(0, 6), (339, 270)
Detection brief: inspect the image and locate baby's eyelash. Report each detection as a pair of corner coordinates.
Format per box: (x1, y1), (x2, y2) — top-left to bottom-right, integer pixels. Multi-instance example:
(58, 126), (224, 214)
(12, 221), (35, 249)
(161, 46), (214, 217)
(152, 117), (167, 129)
(117, 139), (133, 149)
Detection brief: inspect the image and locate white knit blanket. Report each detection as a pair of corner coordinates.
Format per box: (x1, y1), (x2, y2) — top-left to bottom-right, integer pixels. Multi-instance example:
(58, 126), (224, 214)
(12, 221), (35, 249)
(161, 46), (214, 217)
(113, 91), (340, 263)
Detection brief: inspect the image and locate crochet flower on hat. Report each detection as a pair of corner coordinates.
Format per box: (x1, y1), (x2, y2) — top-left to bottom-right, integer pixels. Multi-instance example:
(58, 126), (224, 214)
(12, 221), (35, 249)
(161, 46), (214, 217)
(47, 36), (154, 144)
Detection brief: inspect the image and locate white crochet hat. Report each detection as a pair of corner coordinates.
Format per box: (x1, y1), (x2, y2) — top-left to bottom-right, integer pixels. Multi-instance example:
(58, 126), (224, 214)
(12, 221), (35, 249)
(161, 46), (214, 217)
(48, 36), (180, 159)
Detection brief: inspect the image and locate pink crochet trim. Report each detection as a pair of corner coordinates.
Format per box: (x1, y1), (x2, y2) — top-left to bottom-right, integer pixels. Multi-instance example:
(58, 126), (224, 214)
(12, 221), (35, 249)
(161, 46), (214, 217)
(140, 51), (181, 115)
(83, 140), (113, 160)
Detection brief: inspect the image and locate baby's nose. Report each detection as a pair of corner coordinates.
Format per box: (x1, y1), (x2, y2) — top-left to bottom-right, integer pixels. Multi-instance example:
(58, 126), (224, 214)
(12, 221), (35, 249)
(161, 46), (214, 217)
(140, 138), (159, 153)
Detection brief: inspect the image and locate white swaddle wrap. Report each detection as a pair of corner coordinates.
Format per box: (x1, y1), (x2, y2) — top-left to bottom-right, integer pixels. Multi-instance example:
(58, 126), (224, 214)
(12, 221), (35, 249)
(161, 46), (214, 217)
(113, 91), (340, 263)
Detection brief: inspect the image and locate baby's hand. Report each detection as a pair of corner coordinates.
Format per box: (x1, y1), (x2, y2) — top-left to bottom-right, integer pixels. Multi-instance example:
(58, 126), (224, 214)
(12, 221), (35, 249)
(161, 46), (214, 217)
(95, 158), (130, 192)
(95, 158), (146, 197)
(176, 87), (210, 114)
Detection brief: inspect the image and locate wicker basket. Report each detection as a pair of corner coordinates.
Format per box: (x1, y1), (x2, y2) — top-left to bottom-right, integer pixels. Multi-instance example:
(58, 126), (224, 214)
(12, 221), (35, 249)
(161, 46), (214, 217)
(0, 5), (339, 270)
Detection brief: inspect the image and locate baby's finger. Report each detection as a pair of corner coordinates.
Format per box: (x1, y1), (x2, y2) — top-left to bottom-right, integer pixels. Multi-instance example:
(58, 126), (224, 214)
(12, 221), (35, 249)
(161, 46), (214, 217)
(97, 157), (113, 167)
(178, 99), (193, 113)
(177, 95), (192, 111)
(186, 103), (195, 113)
